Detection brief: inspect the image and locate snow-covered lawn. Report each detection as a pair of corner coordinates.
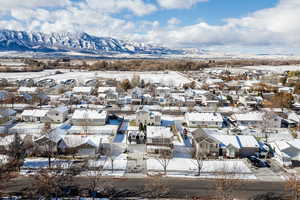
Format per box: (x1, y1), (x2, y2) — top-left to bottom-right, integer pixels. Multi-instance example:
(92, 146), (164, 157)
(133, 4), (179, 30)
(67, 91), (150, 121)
(86, 154), (128, 176)
(147, 158), (256, 179)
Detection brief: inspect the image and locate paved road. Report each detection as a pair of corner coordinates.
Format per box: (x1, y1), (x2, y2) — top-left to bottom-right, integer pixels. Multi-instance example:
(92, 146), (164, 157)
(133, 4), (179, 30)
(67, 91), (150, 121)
(2, 176), (287, 199)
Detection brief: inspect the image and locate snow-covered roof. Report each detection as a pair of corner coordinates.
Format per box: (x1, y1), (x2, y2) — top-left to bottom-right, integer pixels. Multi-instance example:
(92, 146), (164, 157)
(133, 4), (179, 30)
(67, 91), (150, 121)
(53, 106), (68, 113)
(147, 126), (173, 139)
(68, 125), (117, 135)
(243, 80), (260, 87)
(205, 78), (223, 85)
(288, 112), (300, 123)
(210, 134), (259, 149)
(232, 112), (263, 122)
(0, 91), (8, 100)
(60, 135), (109, 148)
(0, 108), (17, 117)
(72, 87), (92, 93)
(21, 109), (49, 117)
(156, 86), (170, 90)
(97, 87), (116, 93)
(185, 112), (223, 122)
(270, 140), (300, 160)
(72, 109), (107, 120)
(18, 87), (37, 93)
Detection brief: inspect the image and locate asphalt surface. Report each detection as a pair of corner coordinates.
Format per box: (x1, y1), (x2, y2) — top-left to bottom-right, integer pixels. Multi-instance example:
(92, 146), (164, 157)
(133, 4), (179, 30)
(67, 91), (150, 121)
(2, 176), (287, 199)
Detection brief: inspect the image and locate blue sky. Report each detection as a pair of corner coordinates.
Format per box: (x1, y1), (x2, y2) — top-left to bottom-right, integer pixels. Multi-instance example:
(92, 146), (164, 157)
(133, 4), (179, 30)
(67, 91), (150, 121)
(0, 0), (299, 55)
(134, 0), (278, 26)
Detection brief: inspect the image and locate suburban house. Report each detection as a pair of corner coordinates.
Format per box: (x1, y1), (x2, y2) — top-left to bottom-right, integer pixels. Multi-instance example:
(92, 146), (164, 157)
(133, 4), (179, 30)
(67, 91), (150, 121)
(156, 87), (171, 97)
(185, 112), (223, 128)
(131, 87), (144, 99)
(231, 112), (281, 128)
(46, 106), (69, 123)
(57, 135), (110, 156)
(34, 128), (66, 153)
(192, 128), (261, 158)
(104, 92), (118, 104)
(270, 139), (300, 167)
(71, 109), (107, 126)
(97, 87), (116, 94)
(136, 106), (161, 126)
(20, 109), (49, 122)
(146, 126), (174, 155)
(0, 108), (17, 123)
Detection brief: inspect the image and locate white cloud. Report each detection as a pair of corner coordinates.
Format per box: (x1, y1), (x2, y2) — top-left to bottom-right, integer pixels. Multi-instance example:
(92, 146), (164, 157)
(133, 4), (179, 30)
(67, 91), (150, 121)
(138, 0), (300, 51)
(157, 0), (208, 9)
(167, 17), (181, 26)
(0, 0), (71, 11)
(86, 0), (157, 16)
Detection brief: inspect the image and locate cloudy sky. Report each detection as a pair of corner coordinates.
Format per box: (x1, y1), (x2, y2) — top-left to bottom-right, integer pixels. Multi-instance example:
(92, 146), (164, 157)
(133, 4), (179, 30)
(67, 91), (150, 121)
(0, 0), (299, 54)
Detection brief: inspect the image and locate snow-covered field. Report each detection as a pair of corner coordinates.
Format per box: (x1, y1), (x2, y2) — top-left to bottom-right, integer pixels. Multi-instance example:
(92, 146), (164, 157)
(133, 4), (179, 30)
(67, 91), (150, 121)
(0, 61), (25, 66)
(0, 70), (191, 87)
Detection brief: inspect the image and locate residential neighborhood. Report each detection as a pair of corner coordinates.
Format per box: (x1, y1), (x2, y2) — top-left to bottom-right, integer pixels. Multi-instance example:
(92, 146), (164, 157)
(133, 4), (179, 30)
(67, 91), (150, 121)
(0, 63), (300, 199)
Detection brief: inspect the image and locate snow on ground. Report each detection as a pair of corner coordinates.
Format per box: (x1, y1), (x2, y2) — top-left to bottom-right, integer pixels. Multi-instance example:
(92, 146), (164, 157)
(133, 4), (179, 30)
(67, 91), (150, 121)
(0, 70), (191, 87)
(0, 154), (8, 164)
(0, 61), (26, 66)
(241, 65), (300, 73)
(147, 158), (256, 179)
(85, 154), (127, 176)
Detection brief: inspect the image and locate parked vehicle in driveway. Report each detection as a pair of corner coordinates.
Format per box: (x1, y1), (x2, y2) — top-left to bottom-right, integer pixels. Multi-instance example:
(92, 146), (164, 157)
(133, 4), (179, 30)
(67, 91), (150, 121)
(247, 156), (270, 168)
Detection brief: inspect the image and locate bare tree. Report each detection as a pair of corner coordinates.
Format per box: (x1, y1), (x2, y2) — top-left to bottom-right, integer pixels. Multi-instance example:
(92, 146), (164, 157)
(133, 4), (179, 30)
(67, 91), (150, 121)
(105, 144), (117, 174)
(284, 173), (300, 200)
(27, 161), (74, 199)
(155, 134), (172, 175)
(131, 74), (141, 88)
(80, 110), (90, 136)
(191, 152), (204, 176)
(214, 165), (242, 200)
(41, 122), (55, 168)
(0, 158), (18, 197)
(155, 150), (171, 175)
(261, 110), (274, 143)
(7, 132), (26, 171)
(143, 175), (169, 198)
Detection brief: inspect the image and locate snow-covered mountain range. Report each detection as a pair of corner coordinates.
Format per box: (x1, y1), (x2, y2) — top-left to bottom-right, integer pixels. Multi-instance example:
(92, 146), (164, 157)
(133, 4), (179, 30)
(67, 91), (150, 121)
(0, 29), (298, 60)
(0, 29), (185, 55)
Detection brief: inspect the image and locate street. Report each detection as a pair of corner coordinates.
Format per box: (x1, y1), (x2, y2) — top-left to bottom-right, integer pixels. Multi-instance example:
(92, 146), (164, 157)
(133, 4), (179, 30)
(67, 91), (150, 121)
(2, 176), (287, 199)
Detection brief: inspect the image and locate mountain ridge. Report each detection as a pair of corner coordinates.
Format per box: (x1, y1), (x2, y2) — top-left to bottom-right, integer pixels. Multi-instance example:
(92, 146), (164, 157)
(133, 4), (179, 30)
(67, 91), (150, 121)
(0, 29), (185, 55)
